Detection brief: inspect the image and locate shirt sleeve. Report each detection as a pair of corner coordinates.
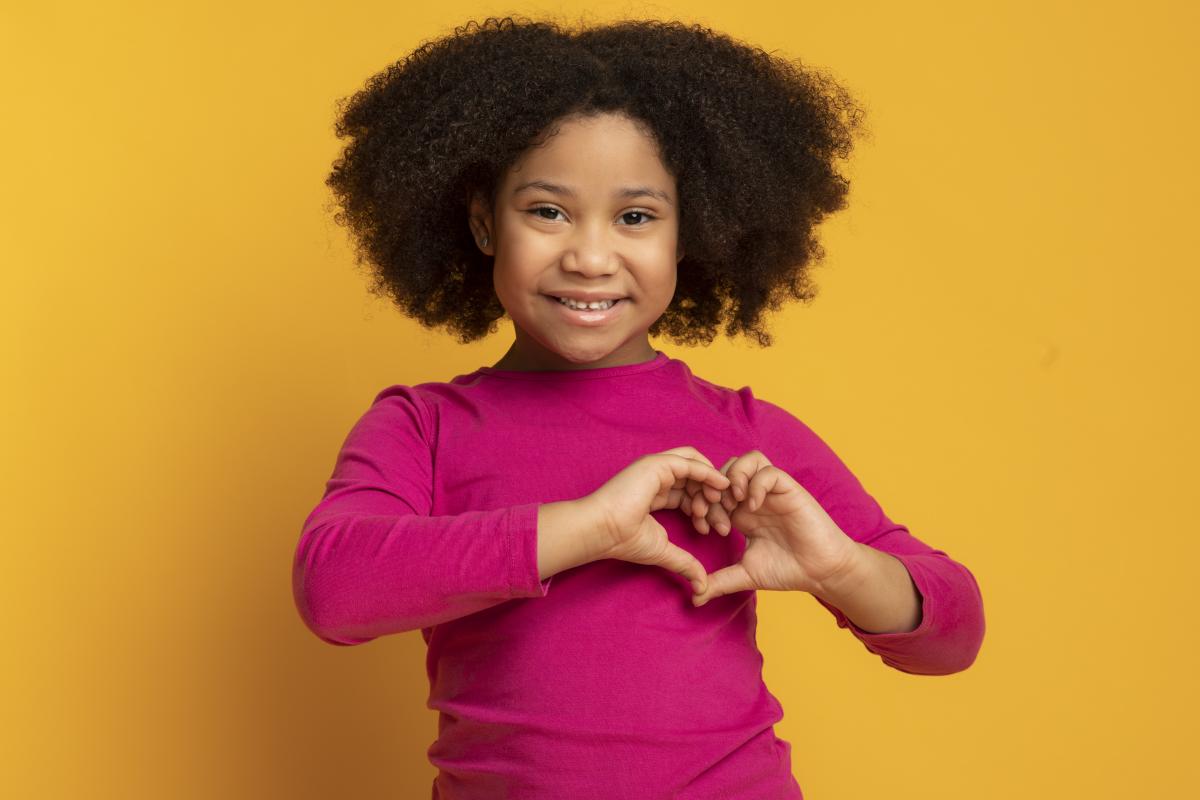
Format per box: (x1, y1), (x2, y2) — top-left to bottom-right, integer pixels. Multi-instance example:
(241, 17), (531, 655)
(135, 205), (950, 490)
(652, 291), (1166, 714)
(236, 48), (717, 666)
(292, 385), (552, 646)
(738, 387), (986, 675)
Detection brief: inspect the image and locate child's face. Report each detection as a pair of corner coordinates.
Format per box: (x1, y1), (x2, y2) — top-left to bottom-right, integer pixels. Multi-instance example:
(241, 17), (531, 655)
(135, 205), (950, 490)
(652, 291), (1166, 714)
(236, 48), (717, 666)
(470, 112), (682, 369)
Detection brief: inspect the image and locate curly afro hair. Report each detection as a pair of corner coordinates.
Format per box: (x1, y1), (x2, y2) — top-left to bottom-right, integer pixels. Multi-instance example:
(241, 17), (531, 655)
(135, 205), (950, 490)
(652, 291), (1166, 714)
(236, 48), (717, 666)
(326, 14), (869, 347)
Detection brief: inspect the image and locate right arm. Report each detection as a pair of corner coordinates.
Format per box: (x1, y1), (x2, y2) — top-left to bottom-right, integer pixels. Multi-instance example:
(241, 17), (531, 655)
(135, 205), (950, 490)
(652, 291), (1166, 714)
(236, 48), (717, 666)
(537, 499), (613, 580)
(292, 387), (605, 646)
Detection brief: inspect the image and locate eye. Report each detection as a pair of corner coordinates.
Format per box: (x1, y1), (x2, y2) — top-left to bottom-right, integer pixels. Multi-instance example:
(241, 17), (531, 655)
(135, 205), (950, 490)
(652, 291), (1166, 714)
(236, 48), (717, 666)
(524, 206), (658, 226)
(527, 205), (564, 221)
(620, 210), (656, 226)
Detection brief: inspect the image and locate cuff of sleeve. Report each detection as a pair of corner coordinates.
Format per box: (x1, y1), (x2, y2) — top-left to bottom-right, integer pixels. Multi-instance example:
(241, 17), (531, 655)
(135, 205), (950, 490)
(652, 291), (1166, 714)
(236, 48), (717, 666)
(509, 502), (553, 597)
(815, 549), (987, 675)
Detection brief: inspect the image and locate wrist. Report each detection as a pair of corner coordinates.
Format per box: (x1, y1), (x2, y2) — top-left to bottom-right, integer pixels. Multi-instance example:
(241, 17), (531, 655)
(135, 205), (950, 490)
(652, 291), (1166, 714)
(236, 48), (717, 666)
(574, 495), (620, 563)
(536, 499), (609, 581)
(812, 541), (871, 605)
(809, 543), (924, 635)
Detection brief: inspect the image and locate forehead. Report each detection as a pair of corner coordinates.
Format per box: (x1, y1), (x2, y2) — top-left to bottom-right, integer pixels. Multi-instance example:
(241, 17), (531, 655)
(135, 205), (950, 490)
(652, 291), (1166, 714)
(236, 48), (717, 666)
(501, 113), (676, 198)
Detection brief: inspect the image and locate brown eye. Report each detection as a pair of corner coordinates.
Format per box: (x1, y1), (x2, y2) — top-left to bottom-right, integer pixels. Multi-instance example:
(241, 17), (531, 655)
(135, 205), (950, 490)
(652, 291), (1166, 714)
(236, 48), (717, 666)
(621, 210), (655, 226)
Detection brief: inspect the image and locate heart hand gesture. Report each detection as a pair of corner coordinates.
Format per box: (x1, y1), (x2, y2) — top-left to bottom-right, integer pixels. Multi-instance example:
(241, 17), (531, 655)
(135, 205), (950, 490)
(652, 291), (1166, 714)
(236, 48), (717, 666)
(587, 446), (732, 596)
(680, 450), (862, 606)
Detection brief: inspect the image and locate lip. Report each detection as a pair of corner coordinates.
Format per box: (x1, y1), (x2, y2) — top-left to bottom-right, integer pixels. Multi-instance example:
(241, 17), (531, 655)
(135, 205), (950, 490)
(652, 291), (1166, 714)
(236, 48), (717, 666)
(544, 291), (628, 302)
(543, 294), (628, 326)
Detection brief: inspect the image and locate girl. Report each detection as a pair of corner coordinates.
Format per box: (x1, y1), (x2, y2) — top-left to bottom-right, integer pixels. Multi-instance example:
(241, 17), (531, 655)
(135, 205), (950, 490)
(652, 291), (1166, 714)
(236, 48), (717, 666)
(293, 15), (986, 799)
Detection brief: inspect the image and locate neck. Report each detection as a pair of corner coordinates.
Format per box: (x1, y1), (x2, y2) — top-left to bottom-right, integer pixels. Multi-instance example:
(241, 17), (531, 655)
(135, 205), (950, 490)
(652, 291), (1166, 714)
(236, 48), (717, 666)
(491, 331), (657, 372)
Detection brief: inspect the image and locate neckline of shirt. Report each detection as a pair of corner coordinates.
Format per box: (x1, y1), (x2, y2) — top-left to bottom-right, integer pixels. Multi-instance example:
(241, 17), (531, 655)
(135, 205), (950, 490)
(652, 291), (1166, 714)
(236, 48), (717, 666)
(473, 349), (671, 381)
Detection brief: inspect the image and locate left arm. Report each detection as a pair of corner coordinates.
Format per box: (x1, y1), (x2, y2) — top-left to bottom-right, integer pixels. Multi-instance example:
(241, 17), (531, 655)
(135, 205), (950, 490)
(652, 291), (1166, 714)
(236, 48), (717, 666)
(812, 542), (923, 635)
(807, 535), (986, 676)
(738, 389), (987, 676)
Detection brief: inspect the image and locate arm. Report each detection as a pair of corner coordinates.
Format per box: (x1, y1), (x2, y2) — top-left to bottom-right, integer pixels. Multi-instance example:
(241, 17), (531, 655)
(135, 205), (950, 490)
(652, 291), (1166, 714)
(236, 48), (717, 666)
(537, 499), (611, 580)
(812, 542), (923, 635)
(809, 536), (985, 676)
(292, 387), (601, 646)
(739, 389), (986, 675)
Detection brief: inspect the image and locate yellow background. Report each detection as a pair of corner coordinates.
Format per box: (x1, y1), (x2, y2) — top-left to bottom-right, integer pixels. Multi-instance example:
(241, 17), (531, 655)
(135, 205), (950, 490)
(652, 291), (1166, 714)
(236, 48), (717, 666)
(4, 1), (1197, 797)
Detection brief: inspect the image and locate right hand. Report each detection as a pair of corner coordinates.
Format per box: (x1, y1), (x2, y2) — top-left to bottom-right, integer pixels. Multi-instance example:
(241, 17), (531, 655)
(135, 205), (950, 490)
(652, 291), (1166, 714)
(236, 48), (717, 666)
(582, 447), (732, 596)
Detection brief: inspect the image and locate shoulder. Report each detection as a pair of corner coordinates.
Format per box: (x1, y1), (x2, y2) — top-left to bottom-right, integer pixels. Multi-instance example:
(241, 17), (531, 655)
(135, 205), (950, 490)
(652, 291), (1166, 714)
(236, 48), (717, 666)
(363, 372), (490, 441)
(660, 359), (828, 450)
(661, 357), (761, 439)
(351, 382), (441, 446)
(733, 384), (821, 442)
(717, 381), (847, 493)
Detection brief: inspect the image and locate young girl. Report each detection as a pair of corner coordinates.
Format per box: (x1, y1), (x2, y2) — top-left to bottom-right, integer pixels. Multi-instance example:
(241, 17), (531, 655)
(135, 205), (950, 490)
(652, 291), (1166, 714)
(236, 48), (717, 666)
(293, 15), (985, 799)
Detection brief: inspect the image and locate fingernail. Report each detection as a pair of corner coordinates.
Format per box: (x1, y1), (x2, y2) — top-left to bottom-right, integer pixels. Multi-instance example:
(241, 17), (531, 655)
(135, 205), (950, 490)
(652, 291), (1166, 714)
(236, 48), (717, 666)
(734, 486), (743, 500)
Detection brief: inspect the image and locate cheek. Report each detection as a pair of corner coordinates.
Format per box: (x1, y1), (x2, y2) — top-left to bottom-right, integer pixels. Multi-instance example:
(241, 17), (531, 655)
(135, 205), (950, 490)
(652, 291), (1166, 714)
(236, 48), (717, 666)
(654, 270), (679, 312)
(650, 259), (678, 297)
(494, 234), (546, 279)
(489, 258), (519, 302)
(490, 258), (538, 310)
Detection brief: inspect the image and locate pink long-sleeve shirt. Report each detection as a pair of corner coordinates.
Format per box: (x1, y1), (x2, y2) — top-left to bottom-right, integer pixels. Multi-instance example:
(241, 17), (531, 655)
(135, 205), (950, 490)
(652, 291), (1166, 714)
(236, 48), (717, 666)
(292, 349), (985, 799)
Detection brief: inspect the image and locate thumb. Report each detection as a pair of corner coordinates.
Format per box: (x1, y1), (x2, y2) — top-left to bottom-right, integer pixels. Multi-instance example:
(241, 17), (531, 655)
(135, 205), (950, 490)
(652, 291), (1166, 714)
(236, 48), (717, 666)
(654, 538), (711, 597)
(692, 562), (755, 607)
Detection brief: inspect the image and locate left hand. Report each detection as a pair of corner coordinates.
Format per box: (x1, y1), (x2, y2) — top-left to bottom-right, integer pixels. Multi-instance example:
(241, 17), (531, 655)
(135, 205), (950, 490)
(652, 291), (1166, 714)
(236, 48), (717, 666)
(680, 450), (862, 606)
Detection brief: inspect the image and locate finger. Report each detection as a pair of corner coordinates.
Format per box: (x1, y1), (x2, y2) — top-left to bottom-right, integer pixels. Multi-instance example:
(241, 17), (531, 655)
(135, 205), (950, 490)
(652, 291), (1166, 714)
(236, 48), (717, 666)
(662, 453), (731, 491)
(745, 465), (784, 512)
(727, 452), (771, 505)
(687, 475), (722, 506)
(711, 457), (738, 506)
(654, 539), (709, 595)
(705, 497), (734, 536)
(700, 466), (734, 533)
(660, 446), (716, 470)
(720, 460), (748, 503)
(692, 561), (755, 607)
(725, 460), (753, 503)
(689, 492), (712, 534)
(665, 456), (719, 495)
(678, 480), (714, 535)
(719, 485), (738, 513)
(679, 478), (698, 507)
(652, 455), (730, 517)
(665, 486), (691, 513)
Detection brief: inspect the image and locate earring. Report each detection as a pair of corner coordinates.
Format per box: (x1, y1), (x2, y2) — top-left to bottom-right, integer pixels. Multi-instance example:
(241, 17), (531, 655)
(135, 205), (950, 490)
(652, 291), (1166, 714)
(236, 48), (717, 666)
(481, 234), (489, 247)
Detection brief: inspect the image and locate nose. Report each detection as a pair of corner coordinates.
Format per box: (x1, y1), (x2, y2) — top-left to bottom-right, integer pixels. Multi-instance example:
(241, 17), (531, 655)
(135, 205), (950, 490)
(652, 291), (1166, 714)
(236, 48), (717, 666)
(560, 223), (619, 277)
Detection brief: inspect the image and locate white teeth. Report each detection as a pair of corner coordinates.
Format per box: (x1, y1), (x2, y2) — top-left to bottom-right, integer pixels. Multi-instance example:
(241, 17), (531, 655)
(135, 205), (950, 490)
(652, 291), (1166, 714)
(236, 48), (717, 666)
(556, 296), (617, 310)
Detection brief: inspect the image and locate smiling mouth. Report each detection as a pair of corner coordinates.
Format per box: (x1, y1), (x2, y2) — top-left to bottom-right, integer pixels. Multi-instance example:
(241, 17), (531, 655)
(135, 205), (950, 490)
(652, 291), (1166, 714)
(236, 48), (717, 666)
(546, 295), (627, 310)
(543, 294), (628, 324)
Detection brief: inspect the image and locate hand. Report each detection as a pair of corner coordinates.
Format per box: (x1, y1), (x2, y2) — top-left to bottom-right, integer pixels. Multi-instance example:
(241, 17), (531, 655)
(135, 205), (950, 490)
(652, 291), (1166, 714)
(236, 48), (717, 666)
(585, 447), (732, 596)
(680, 450), (862, 606)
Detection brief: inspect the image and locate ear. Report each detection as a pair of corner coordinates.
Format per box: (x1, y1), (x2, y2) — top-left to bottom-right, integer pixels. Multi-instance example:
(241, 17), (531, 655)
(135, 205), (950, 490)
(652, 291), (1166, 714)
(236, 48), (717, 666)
(466, 189), (495, 255)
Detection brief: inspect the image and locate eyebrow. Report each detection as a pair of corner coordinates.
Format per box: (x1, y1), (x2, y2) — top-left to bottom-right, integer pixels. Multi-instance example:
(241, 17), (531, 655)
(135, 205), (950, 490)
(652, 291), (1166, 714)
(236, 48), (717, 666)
(512, 179), (673, 206)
